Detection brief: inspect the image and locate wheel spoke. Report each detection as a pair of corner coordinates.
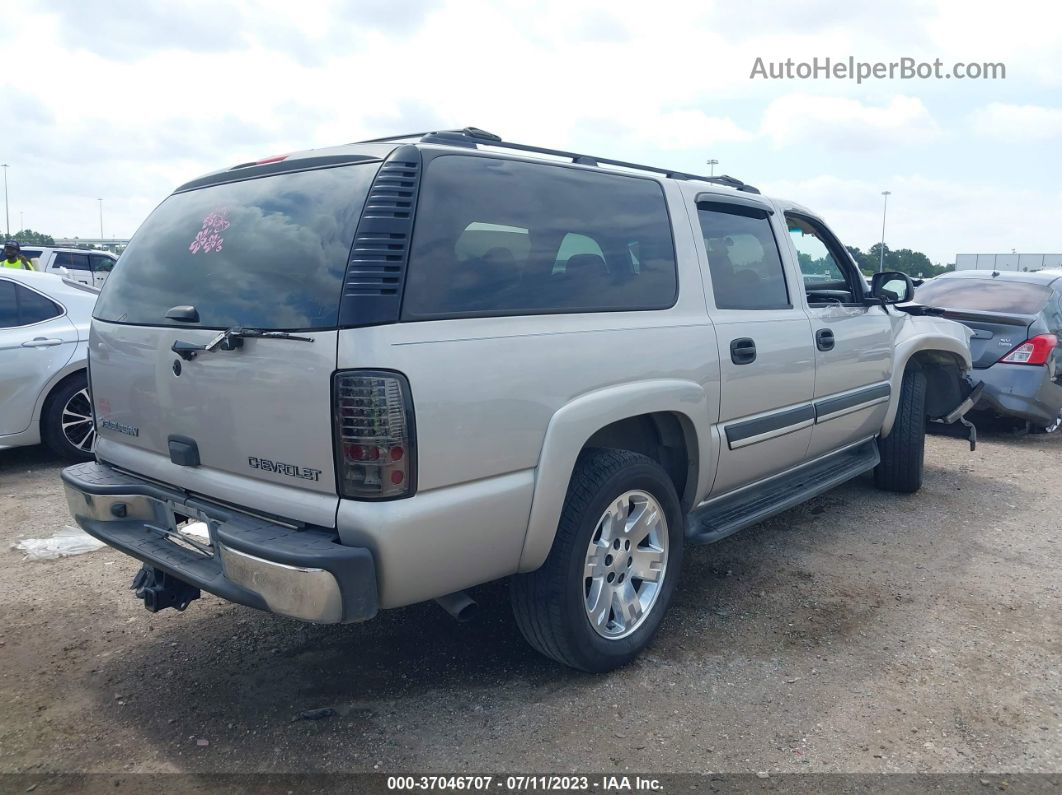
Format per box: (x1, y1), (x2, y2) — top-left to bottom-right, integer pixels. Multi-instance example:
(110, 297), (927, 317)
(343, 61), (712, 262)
(586, 581), (612, 629)
(612, 580), (642, 628)
(630, 545), (665, 582)
(584, 549), (607, 579)
(72, 425), (95, 450)
(63, 417), (92, 430)
(626, 501), (658, 544)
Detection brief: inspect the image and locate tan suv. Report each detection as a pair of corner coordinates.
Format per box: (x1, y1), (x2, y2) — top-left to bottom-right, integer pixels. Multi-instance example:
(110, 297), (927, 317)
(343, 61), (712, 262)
(62, 128), (979, 671)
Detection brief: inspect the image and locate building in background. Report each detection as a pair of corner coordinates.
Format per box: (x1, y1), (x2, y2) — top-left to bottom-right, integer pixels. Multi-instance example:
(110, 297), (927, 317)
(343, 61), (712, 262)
(955, 253), (1062, 272)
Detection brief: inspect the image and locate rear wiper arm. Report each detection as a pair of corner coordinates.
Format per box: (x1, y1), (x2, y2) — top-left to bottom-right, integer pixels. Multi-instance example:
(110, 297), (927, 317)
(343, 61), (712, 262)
(171, 327), (314, 361)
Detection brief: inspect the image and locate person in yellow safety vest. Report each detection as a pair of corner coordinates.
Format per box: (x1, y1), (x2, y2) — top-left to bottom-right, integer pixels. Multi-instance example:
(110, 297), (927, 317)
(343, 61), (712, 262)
(2, 240), (34, 270)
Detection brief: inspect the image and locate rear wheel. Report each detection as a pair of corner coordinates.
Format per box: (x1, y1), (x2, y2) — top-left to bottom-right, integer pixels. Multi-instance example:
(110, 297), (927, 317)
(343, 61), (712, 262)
(510, 448), (684, 672)
(874, 368), (927, 493)
(42, 372), (95, 462)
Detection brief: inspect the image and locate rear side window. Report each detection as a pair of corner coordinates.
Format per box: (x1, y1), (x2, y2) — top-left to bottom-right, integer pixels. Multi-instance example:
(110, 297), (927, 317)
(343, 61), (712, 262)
(0, 280), (63, 328)
(402, 156), (677, 318)
(94, 163), (378, 330)
(698, 202), (790, 310)
(54, 252), (91, 271)
(916, 279), (1051, 314)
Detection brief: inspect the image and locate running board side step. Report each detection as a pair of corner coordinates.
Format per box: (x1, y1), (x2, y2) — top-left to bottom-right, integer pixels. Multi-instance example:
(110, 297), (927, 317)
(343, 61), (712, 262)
(686, 439), (880, 545)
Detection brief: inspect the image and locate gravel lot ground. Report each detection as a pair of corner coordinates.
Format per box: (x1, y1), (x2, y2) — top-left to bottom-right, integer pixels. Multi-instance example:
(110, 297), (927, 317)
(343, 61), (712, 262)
(0, 429), (1059, 777)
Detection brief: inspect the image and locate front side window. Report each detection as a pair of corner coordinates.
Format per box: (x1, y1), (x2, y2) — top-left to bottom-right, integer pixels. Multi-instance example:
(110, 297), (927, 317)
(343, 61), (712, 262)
(402, 156), (678, 318)
(90, 254), (116, 273)
(698, 202), (789, 310)
(786, 215), (859, 304)
(94, 162), (378, 330)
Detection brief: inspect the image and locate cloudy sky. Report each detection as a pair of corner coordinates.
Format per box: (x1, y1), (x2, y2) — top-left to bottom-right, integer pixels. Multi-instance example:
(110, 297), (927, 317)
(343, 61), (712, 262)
(4, 0), (1061, 263)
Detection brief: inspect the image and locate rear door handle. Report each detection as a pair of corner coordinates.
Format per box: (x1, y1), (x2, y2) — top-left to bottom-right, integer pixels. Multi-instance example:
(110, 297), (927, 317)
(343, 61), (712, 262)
(21, 337), (63, 348)
(730, 337), (757, 365)
(816, 328), (835, 351)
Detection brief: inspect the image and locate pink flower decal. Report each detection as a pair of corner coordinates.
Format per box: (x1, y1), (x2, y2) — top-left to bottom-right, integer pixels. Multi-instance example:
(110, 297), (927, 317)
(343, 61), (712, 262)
(189, 209), (231, 254)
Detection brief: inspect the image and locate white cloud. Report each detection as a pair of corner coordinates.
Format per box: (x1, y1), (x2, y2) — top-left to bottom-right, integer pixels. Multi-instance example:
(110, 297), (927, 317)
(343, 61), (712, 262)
(972, 103), (1062, 142)
(762, 174), (1062, 264)
(761, 94), (943, 150)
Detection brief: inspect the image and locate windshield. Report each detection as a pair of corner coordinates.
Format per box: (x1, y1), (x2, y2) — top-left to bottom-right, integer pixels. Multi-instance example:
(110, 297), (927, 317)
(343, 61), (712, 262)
(915, 278), (1051, 315)
(94, 162), (379, 330)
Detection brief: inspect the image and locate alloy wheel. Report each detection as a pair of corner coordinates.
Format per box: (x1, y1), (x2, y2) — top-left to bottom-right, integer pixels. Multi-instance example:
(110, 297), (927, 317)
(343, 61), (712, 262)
(583, 490), (669, 639)
(62, 388), (96, 453)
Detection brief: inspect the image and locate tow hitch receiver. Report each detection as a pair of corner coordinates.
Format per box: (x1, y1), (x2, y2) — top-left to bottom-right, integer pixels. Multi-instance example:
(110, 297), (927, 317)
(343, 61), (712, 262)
(131, 566), (201, 613)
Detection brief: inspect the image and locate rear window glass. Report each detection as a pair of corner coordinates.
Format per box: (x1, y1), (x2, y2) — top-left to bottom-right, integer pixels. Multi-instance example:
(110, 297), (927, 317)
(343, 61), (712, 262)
(915, 278), (1051, 314)
(402, 156), (677, 318)
(93, 163), (378, 330)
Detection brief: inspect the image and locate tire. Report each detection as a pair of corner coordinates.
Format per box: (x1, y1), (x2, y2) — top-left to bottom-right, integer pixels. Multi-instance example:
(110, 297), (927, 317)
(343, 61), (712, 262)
(874, 368), (927, 493)
(41, 372), (96, 462)
(1030, 410), (1062, 434)
(510, 448), (684, 672)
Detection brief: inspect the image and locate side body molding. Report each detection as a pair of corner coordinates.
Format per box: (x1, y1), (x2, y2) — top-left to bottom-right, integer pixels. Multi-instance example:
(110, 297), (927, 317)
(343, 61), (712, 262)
(517, 379), (715, 572)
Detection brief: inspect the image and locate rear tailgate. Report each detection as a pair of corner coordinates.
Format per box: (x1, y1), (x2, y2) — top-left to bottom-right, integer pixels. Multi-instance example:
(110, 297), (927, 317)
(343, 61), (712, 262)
(88, 158), (383, 527)
(91, 322), (340, 527)
(938, 308), (1036, 369)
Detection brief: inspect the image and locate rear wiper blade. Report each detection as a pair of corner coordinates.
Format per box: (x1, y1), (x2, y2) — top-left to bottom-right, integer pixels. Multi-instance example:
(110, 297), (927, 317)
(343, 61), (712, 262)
(171, 327), (314, 361)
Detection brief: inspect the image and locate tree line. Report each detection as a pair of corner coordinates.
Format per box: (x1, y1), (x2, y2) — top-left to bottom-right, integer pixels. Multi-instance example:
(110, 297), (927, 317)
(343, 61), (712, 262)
(845, 244), (953, 278)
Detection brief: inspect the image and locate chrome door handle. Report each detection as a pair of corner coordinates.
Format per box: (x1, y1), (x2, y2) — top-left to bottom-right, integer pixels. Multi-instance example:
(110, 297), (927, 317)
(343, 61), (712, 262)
(21, 337), (63, 348)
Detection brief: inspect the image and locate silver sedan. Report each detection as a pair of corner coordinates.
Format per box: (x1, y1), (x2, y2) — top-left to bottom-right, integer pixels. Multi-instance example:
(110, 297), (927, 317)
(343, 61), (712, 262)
(0, 270), (98, 461)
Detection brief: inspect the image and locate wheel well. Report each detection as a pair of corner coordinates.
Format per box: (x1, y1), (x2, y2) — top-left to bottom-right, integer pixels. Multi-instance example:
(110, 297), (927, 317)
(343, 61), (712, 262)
(906, 351), (966, 418)
(583, 412), (697, 510)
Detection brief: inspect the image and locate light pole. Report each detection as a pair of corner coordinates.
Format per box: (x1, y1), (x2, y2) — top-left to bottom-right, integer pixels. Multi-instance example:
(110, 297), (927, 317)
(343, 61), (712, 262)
(706, 158), (719, 177)
(1, 164), (9, 238)
(879, 190), (891, 272)
(97, 198), (104, 243)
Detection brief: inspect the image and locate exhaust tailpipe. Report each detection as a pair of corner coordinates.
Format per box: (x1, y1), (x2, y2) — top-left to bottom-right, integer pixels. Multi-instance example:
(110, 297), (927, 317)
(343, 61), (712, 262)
(435, 590), (478, 622)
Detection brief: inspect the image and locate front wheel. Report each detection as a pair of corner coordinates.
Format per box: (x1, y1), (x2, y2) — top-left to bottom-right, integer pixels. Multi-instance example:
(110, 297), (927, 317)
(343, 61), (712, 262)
(510, 448), (684, 672)
(874, 368), (927, 493)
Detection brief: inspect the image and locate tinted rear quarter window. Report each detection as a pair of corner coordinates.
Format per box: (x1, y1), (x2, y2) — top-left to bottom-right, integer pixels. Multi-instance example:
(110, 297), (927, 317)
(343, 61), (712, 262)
(402, 156), (677, 318)
(18, 285), (62, 324)
(0, 281), (61, 327)
(916, 279), (1051, 314)
(93, 163), (378, 330)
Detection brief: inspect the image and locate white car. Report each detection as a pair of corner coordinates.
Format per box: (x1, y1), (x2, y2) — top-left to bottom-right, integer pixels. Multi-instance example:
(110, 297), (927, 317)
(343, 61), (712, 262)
(0, 270), (98, 460)
(18, 246), (117, 289)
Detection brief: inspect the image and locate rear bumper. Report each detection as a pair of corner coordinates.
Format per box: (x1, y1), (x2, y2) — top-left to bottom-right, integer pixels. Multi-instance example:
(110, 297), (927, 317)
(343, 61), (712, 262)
(970, 363), (1062, 427)
(61, 461), (378, 624)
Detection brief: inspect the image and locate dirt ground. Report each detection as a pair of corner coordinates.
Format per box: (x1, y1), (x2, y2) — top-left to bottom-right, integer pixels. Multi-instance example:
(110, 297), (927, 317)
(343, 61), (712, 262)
(0, 428), (1059, 777)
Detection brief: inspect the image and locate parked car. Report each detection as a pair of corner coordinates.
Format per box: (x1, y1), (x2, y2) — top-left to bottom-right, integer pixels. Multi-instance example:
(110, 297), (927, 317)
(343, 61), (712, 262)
(62, 128), (978, 671)
(18, 246), (117, 289)
(0, 270), (98, 461)
(914, 270), (1062, 432)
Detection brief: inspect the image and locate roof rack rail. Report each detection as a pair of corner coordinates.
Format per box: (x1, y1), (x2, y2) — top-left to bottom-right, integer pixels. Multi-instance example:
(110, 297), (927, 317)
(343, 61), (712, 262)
(356, 127), (760, 194)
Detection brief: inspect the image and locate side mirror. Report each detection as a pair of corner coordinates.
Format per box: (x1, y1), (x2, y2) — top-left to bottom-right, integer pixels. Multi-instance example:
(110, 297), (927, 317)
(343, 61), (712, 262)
(869, 271), (915, 304)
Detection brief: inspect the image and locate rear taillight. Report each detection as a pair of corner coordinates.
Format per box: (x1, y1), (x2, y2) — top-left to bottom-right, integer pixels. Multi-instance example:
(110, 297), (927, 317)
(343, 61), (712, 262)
(333, 370), (416, 500)
(998, 334), (1057, 365)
